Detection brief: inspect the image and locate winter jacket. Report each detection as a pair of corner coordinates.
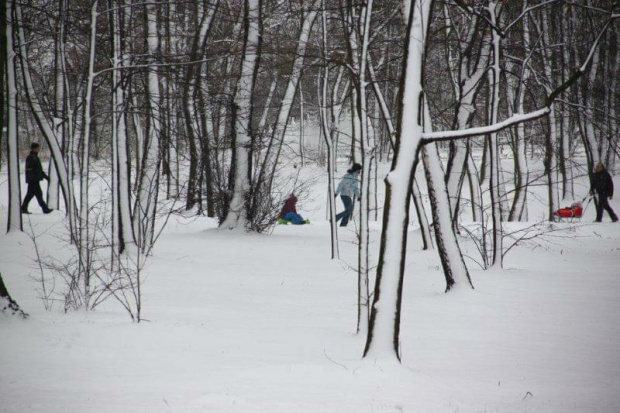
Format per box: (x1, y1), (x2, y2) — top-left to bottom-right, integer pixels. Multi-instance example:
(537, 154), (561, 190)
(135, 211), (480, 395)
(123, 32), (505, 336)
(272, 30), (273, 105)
(25, 151), (48, 184)
(336, 172), (361, 199)
(280, 195), (298, 219)
(591, 169), (614, 197)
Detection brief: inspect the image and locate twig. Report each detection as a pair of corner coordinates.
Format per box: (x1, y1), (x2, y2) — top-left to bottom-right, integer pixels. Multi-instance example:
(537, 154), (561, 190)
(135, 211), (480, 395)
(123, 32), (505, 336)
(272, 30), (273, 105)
(323, 349), (348, 370)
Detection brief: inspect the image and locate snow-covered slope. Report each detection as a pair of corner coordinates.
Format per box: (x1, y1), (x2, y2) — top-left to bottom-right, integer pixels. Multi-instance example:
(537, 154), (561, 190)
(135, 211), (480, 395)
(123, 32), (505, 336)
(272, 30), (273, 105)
(1, 162), (619, 412)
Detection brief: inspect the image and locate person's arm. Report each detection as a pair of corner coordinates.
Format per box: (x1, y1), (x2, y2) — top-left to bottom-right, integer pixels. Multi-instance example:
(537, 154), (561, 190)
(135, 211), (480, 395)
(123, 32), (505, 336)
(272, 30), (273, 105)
(38, 160), (48, 181)
(335, 177), (344, 196)
(25, 155), (34, 173)
(608, 172), (614, 198)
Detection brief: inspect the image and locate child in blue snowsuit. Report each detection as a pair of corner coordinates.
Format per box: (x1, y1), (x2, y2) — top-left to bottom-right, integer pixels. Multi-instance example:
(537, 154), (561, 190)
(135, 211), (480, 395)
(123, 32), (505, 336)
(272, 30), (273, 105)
(335, 163), (361, 227)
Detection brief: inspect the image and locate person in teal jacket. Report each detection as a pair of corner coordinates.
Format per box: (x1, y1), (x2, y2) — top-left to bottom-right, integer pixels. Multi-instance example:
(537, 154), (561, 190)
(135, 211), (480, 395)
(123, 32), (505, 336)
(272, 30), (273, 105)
(335, 163), (361, 227)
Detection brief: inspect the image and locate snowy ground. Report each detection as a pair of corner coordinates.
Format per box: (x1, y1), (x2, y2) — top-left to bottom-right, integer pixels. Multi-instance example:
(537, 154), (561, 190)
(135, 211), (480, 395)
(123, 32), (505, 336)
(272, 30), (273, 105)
(1, 161), (620, 412)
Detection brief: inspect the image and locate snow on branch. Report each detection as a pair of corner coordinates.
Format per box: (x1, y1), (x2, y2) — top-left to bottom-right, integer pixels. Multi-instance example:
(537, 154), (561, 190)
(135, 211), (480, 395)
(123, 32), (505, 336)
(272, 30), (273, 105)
(422, 7), (619, 144)
(421, 108), (549, 143)
(451, 0), (505, 37)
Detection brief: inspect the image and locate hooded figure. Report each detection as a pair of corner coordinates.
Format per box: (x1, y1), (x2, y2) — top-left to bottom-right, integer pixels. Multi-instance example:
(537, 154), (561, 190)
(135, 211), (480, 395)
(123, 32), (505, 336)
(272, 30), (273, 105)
(590, 162), (618, 222)
(21, 143), (53, 214)
(279, 194), (307, 225)
(335, 163), (361, 227)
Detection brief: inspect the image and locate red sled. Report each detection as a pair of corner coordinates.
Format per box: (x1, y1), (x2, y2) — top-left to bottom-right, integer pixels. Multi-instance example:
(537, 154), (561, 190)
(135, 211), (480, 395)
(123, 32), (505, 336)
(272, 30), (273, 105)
(554, 202), (583, 218)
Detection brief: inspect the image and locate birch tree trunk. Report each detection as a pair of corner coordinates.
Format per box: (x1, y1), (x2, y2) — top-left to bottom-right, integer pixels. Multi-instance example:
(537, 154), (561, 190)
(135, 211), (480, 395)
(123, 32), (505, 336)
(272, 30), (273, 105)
(422, 102), (472, 292)
(486, 1), (503, 269)
(369, 46), (432, 251)
(507, 3), (531, 221)
(75, 0), (99, 307)
(254, 7), (317, 199)
(15, 1), (76, 232)
(541, 10), (559, 221)
(112, 0), (135, 254)
(220, 0), (262, 230)
(319, 5), (340, 259)
(319, 67), (339, 260)
(582, 45), (601, 171)
(364, 0), (433, 361)
(355, 0), (375, 337)
(47, 0), (66, 210)
(183, 3), (217, 210)
(134, 3), (163, 252)
(343, 5), (362, 163)
(559, 5), (574, 201)
(444, 11), (489, 223)
(6, 0), (21, 233)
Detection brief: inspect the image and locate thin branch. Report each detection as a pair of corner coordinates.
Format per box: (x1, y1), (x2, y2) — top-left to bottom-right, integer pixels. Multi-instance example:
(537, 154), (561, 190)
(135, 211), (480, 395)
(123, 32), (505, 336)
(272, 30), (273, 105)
(422, 108), (550, 143)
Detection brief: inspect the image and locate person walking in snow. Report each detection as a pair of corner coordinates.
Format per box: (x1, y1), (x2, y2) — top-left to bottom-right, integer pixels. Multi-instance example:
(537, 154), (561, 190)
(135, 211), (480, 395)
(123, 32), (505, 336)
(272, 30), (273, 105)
(335, 163), (361, 227)
(589, 162), (617, 223)
(279, 194), (307, 225)
(21, 142), (53, 214)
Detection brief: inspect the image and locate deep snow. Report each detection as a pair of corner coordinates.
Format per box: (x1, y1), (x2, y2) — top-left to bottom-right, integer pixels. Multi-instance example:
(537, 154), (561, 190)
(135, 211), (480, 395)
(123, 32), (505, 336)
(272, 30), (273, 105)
(1, 159), (620, 412)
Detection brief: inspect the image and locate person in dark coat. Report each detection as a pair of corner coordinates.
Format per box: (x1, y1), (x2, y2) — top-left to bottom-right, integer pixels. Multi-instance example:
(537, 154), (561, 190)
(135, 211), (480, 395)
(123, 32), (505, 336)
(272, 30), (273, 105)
(279, 194), (307, 225)
(21, 143), (53, 214)
(589, 162), (617, 222)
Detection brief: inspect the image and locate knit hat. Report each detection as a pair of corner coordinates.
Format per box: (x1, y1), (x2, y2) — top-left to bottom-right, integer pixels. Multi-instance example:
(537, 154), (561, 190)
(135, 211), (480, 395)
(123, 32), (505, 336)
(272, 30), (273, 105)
(349, 163), (362, 173)
(30, 142), (40, 150)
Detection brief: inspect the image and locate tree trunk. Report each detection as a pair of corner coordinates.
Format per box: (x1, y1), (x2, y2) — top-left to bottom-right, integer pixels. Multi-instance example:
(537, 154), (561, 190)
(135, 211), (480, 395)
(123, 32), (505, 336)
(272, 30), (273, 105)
(47, 0), (66, 210)
(220, 0), (262, 230)
(254, 7), (317, 201)
(422, 99), (472, 291)
(15, 1), (77, 232)
(0, 273), (27, 318)
(111, 0), (135, 254)
(541, 10), (559, 221)
(487, 1), (503, 269)
(6, 0), (21, 233)
(355, 0), (374, 337)
(507, 5), (531, 221)
(444, 10), (489, 224)
(134, 3), (163, 252)
(183, 4), (216, 211)
(364, 0), (433, 361)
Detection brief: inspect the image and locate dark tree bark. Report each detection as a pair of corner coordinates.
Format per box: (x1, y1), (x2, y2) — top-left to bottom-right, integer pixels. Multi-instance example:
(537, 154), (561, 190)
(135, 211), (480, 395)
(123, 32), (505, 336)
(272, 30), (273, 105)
(0, 273), (28, 318)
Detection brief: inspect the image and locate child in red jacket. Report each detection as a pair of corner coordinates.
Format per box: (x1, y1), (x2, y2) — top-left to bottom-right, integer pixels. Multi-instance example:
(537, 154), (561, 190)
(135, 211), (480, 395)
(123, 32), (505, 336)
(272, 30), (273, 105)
(279, 194), (308, 225)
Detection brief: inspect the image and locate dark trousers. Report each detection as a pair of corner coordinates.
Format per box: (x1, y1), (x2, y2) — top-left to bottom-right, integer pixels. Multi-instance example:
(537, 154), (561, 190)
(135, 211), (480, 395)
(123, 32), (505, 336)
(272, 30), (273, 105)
(22, 182), (48, 212)
(336, 196), (354, 227)
(595, 193), (618, 222)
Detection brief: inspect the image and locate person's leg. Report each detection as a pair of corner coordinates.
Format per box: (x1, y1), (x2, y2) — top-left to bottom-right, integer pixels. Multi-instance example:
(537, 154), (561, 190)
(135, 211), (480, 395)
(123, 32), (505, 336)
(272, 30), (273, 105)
(34, 183), (45, 209)
(340, 196), (353, 226)
(600, 195), (618, 221)
(595, 195), (604, 222)
(33, 183), (50, 212)
(336, 196), (347, 223)
(21, 184), (36, 212)
(285, 212), (304, 225)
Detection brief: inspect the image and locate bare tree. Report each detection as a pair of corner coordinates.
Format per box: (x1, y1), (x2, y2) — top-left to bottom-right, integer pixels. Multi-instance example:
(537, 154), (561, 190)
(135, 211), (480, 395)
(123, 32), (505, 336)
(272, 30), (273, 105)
(0, 272), (27, 318)
(220, 0), (263, 230)
(5, 0), (21, 233)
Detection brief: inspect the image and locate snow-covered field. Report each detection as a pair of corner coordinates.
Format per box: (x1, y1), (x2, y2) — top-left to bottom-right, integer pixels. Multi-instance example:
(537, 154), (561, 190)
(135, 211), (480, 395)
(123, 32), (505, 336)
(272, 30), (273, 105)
(2, 161), (620, 412)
